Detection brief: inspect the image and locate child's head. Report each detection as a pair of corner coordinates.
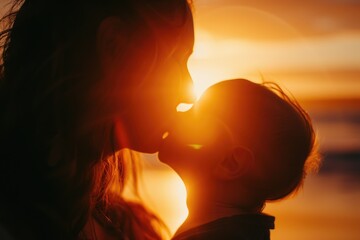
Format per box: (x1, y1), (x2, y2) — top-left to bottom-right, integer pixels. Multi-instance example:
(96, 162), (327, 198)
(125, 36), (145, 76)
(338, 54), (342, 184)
(159, 79), (320, 208)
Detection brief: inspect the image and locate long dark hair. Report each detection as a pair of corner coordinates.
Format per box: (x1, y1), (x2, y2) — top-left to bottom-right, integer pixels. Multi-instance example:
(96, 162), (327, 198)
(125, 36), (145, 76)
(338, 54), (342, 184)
(0, 0), (192, 239)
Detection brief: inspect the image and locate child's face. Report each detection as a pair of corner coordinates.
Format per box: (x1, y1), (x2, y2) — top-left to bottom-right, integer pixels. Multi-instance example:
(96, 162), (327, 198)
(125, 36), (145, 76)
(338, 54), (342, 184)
(158, 108), (233, 180)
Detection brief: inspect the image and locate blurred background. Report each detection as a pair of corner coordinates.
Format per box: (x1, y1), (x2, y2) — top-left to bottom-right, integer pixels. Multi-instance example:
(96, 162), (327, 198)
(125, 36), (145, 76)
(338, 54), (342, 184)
(1, 0), (359, 239)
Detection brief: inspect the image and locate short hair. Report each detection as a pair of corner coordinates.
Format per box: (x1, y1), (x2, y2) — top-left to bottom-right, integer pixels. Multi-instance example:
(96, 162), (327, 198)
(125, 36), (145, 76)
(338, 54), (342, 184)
(196, 79), (322, 202)
(258, 81), (321, 201)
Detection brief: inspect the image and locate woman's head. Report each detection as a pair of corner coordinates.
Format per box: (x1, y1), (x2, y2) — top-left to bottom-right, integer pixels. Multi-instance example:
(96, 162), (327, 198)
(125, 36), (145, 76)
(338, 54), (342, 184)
(93, 0), (195, 153)
(1, 0), (194, 155)
(0, 0), (194, 237)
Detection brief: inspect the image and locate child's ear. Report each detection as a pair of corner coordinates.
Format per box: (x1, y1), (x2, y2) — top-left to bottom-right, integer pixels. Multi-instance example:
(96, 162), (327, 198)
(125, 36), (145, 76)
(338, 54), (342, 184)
(96, 16), (128, 67)
(213, 146), (254, 180)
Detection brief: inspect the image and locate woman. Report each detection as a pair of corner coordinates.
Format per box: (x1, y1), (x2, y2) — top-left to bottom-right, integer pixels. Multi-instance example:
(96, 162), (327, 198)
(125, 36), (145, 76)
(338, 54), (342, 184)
(0, 0), (195, 239)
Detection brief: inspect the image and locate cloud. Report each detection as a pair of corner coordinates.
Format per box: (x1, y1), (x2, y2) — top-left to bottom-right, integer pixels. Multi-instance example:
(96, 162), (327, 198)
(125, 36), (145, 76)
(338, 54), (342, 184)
(193, 0), (360, 38)
(191, 31), (360, 72)
(188, 31), (360, 99)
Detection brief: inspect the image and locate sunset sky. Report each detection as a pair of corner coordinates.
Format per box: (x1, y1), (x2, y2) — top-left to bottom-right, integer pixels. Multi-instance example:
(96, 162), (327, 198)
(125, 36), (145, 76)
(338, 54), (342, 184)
(188, 0), (360, 100)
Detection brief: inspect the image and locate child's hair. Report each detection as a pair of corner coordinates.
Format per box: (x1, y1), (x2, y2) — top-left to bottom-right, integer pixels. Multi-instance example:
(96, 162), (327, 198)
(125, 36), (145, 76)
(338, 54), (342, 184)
(197, 79), (321, 204)
(258, 81), (321, 201)
(0, 0), (192, 239)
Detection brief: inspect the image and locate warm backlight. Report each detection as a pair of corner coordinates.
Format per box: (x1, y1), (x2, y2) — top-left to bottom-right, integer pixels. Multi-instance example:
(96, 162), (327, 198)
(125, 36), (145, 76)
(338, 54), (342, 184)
(145, 1), (360, 239)
(176, 80), (211, 112)
(176, 103), (193, 112)
(140, 168), (189, 235)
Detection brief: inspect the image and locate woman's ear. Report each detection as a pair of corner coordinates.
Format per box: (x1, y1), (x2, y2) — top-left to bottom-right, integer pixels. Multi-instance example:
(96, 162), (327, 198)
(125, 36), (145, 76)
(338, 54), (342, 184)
(213, 146), (254, 180)
(96, 16), (128, 67)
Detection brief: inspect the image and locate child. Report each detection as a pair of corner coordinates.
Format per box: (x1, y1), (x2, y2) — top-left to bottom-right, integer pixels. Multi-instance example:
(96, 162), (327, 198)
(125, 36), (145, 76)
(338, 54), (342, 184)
(159, 79), (320, 240)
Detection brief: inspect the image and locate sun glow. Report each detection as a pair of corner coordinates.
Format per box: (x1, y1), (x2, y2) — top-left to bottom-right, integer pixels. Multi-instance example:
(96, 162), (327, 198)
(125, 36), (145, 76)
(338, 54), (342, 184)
(146, 1), (360, 238)
(140, 169), (189, 235)
(176, 103), (193, 112)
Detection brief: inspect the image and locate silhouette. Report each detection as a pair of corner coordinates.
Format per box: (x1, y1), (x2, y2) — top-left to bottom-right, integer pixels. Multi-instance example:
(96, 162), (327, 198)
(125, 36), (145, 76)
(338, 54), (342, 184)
(0, 0), (194, 239)
(159, 79), (321, 240)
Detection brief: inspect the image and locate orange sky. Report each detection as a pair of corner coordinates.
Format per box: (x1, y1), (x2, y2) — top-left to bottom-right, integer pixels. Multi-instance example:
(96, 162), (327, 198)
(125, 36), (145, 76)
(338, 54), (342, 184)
(188, 0), (360, 100)
(193, 0), (360, 39)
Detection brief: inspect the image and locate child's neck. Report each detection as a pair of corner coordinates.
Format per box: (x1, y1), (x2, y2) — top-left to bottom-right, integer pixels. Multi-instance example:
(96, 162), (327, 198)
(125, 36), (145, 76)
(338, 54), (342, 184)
(175, 187), (262, 236)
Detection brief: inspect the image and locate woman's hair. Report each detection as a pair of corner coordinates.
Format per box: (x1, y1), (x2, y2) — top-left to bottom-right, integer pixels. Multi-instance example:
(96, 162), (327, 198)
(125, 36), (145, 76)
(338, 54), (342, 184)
(0, 0), (192, 239)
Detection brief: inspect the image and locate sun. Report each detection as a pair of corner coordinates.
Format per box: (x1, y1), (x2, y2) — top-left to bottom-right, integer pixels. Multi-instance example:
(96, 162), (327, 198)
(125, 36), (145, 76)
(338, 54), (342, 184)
(176, 84), (207, 112)
(176, 70), (215, 112)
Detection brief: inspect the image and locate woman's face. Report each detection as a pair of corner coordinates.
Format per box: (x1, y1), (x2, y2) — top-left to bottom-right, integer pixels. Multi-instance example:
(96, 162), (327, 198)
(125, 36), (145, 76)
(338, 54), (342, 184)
(113, 7), (195, 153)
